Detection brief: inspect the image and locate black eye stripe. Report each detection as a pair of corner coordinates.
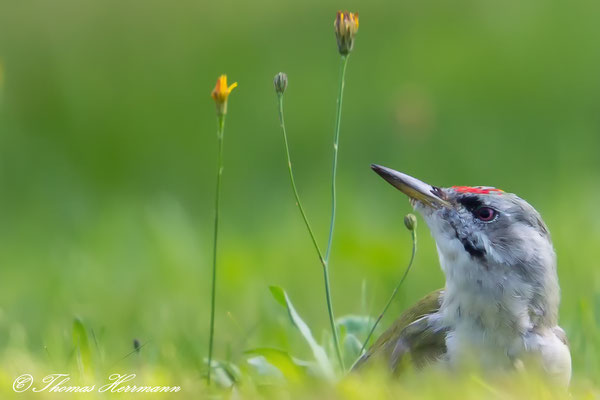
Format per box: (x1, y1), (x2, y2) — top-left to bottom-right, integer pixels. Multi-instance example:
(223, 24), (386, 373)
(458, 196), (482, 210)
(458, 196), (498, 221)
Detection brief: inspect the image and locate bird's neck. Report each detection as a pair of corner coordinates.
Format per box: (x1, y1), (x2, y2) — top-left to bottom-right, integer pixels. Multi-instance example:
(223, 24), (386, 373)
(436, 247), (559, 367)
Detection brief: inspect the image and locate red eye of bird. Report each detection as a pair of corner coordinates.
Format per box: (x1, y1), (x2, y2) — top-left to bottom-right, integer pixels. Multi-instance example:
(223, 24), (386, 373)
(475, 207), (496, 222)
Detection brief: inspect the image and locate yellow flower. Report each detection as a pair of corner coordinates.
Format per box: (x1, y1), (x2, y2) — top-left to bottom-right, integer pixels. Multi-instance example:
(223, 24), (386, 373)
(211, 74), (237, 115)
(334, 11), (359, 55)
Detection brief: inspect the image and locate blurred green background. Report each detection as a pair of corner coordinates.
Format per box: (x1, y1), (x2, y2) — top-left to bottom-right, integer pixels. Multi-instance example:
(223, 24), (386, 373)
(0, 0), (599, 393)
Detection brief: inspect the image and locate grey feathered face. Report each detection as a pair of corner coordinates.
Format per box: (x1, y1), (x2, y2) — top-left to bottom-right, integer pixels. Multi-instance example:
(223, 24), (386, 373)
(416, 186), (553, 270)
(371, 164), (559, 309)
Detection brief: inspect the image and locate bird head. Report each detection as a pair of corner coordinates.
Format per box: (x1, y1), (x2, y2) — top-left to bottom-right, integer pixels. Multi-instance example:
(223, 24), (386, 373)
(371, 164), (559, 327)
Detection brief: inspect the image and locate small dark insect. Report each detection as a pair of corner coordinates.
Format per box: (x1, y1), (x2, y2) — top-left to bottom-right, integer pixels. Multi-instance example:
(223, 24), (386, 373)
(133, 338), (141, 354)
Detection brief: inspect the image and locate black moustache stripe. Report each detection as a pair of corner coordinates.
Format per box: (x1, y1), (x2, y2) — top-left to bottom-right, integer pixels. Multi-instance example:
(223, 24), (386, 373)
(450, 223), (486, 259)
(460, 238), (486, 259)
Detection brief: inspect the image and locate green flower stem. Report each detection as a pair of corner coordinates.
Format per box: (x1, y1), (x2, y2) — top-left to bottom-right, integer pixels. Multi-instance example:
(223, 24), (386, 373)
(321, 53), (350, 372)
(276, 94), (345, 372)
(325, 54), (349, 263)
(322, 260), (344, 372)
(359, 229), (418, 356)
(207, 113), (225, 385)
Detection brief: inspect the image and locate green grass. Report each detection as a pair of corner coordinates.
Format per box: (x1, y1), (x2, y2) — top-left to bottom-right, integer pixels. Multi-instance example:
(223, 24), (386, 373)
(0, 197), (599, 398)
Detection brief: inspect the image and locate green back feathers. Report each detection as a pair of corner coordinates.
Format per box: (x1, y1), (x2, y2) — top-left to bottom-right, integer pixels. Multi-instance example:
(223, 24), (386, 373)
(353, 289), (447, 373)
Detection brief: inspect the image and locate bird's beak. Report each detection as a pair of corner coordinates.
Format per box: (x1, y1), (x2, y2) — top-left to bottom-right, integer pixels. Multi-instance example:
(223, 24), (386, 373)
(371, 164), (449, 207)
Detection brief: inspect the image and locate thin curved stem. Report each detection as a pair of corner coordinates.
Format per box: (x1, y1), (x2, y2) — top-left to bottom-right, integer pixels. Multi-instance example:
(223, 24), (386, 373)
(322, 262), (344, 371)
(321, 53), (350, 372)
(276, 94), (345, 372)
(207, 114), (225, 385)
(325, 54), (349, 263)
(359, 229), (418, 356)
(277, 95), (326, 267)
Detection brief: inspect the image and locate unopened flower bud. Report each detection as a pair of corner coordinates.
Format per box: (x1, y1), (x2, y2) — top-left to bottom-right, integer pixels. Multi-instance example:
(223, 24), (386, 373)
(274, 72), (288, 95)
(404, 213), (417, 231)
(211, 74), (237, 116)
(334, 11), (359, 55)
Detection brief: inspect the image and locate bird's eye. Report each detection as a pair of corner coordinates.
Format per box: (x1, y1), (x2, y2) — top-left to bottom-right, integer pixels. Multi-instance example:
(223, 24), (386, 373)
(474, 207), (496, 222)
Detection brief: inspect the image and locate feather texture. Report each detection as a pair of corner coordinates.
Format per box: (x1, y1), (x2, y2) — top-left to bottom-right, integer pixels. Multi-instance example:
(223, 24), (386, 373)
(353, 290), (447, 373)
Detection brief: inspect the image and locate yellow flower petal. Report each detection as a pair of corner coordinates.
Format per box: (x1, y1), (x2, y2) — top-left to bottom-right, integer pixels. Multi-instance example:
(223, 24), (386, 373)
(211, 74), (237, 115)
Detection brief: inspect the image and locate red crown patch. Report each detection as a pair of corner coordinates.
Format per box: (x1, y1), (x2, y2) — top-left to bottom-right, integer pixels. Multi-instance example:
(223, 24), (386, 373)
(451, 186), (504, 195)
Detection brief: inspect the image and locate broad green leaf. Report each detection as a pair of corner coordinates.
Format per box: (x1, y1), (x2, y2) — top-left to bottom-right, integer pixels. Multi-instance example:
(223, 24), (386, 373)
(269, 286), (335, 380)
(337, 315), (374, 337)
(269, 286), (286, 307)
(245, 348), (305, 383)
(246, 356), (284, 383)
